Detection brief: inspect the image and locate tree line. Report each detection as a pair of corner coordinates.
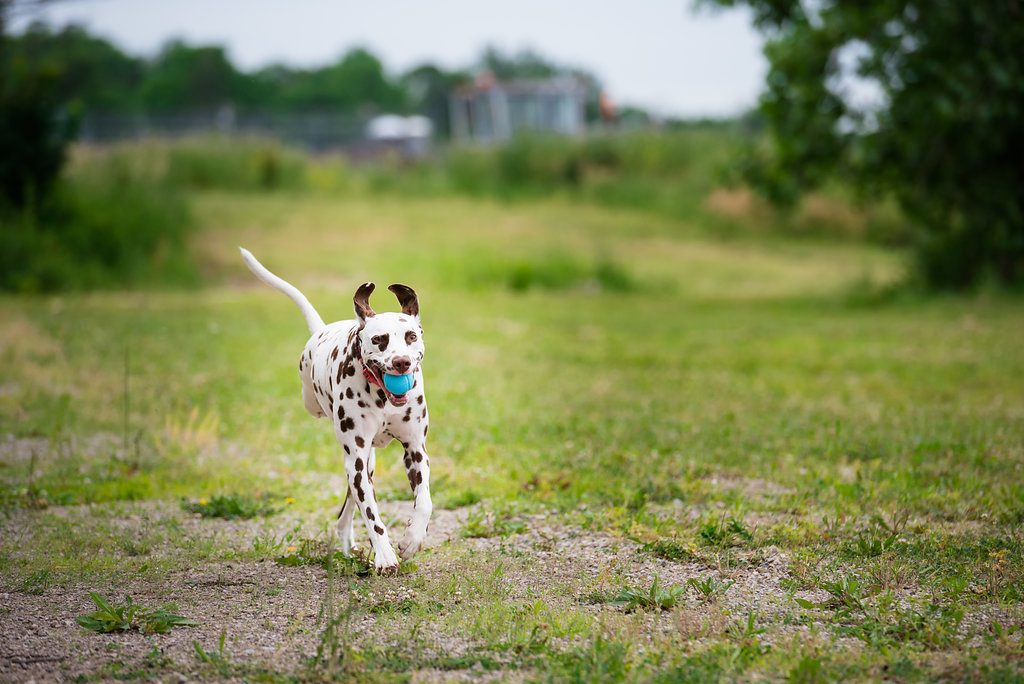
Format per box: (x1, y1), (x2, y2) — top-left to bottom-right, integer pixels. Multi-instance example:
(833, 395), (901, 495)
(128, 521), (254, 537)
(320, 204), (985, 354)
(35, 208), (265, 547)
(4, 21), (612, 134)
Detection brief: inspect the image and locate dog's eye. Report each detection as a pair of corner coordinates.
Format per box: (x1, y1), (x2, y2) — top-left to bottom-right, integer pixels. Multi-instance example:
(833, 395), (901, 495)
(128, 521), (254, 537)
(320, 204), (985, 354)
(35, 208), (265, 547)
(405, 331), (418, 344)
(371, 335), (382, 345)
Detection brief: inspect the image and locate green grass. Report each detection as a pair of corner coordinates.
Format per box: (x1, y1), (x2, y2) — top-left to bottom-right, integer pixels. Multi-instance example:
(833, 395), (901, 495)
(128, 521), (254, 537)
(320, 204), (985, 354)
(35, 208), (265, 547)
(1, 188), (1022, 681)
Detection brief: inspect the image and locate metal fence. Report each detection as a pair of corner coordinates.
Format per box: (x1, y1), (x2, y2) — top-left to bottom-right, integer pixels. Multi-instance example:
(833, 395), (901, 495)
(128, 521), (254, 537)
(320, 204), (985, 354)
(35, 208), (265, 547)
(77, 108), (369, 151)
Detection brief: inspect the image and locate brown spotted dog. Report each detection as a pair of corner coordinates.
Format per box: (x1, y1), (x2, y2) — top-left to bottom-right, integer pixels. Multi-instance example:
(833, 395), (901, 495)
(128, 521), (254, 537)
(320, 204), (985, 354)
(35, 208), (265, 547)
(240, 248), (431, 575)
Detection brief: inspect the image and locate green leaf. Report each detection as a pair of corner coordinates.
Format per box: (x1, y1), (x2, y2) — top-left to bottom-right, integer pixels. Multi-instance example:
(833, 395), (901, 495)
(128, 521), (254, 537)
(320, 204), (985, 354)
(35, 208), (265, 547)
(794, 597), (823, 610)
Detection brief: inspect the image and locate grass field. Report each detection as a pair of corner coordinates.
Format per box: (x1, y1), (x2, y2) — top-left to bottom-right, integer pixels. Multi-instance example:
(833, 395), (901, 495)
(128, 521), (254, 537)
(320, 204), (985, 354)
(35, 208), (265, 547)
(1, 190), (1022, 681)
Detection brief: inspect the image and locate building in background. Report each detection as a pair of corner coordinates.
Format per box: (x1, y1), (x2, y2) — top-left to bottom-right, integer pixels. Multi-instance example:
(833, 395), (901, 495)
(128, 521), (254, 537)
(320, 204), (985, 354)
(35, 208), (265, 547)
(449, 71), (586, 143)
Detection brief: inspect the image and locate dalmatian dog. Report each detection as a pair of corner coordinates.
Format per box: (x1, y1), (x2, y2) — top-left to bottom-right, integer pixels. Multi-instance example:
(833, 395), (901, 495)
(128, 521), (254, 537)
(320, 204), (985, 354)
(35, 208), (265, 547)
(240, 247), (431, 575)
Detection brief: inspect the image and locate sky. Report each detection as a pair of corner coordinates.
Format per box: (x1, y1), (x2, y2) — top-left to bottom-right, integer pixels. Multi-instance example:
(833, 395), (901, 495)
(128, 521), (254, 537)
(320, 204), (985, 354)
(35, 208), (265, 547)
(11, 0), (768, 119)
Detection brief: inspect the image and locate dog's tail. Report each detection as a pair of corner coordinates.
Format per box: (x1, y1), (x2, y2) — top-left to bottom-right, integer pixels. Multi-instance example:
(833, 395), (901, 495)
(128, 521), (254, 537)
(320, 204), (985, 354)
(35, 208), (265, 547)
(239, 247), (325, 335)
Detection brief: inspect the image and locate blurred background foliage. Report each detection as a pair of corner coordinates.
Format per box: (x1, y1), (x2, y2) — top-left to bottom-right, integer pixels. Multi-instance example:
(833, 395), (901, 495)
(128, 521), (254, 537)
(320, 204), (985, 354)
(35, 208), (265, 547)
(0, 0), (1021, 293)
(704, 0), (1024, 289)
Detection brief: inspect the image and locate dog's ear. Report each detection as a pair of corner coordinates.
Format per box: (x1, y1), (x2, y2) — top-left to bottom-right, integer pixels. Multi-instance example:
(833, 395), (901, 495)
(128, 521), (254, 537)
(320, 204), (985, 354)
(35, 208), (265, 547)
(353, 282), (376, 326)
(388, 284), (419, 318)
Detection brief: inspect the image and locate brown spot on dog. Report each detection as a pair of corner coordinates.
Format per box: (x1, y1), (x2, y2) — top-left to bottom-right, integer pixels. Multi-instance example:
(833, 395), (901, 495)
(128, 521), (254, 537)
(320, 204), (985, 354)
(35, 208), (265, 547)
(343, 444), (350, 454)
(365, 507), (374, 521)
(339, 417), (355, 432)
(424, 424), (429, 436)
(346, 387), (354, 399)
(374, 525), (384, 536)
(413, 451), (423, 463)
(404, 455), (412, 468)
(354, 471), (362, 490)
(415, 471), (423, 486)
(354, 457), (363, 471)
(417, 395), (424, 405)
(331, 346), (339, 360)
(355, 436), (365, 448)
(337, 404), (345, 420)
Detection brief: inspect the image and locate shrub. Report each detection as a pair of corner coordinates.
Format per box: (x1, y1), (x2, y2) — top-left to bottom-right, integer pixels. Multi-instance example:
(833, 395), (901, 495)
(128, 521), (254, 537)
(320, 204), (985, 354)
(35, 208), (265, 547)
(164, 135), (309, 191)
(0, 148), (194, 292)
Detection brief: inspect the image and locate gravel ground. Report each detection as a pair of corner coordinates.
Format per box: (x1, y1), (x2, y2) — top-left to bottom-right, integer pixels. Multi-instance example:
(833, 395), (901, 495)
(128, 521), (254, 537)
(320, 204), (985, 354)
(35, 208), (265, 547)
(2, 495), (1020, 681)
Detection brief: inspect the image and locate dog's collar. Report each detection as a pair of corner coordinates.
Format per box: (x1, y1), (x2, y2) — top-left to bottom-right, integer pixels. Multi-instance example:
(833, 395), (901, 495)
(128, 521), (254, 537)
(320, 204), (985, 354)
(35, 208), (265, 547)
(354, 338), (384, 389)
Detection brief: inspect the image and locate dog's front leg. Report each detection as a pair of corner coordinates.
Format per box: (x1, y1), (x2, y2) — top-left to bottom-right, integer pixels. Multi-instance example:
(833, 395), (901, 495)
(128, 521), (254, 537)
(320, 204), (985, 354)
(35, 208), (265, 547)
(399, 443), (432, 561)
(336, 488), (358, 555)
(341, 436), (400, 574)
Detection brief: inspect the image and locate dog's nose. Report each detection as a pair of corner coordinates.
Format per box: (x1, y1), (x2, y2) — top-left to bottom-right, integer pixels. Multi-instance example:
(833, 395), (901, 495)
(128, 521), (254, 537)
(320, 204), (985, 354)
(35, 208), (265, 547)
(392, 356), (412, 374)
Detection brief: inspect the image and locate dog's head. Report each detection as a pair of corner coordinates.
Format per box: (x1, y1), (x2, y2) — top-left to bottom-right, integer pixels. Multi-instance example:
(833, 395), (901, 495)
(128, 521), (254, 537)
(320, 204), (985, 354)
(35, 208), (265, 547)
(353, 283), (425, 407)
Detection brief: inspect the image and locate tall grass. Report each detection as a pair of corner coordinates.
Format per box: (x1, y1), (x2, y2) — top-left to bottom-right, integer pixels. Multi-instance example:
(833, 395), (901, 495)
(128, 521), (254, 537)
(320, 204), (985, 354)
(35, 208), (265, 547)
(1, 147), (195, 293)
(0, 128), (909, 293)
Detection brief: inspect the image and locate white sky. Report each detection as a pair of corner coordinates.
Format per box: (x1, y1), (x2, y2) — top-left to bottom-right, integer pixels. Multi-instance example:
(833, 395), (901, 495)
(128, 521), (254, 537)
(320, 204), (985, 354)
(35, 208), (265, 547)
(12, 0), (768, 118)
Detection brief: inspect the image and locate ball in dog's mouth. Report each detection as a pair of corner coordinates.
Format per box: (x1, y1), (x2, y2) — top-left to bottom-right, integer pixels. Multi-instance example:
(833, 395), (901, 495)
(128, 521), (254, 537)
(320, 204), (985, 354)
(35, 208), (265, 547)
(368, 363), (415, 406)
(383, 372), (416, 396)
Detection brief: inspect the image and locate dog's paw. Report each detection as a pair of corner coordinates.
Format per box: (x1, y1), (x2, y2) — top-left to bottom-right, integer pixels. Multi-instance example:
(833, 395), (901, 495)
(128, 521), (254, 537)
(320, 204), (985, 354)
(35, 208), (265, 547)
(398, 533), (423, 561)
(375, 562), (401, 577)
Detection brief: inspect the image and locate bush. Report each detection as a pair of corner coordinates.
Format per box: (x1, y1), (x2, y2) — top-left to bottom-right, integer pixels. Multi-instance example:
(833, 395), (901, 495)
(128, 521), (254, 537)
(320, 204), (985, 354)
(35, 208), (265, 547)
(0, 148), (194, 292)
(164, 135), (310, 191)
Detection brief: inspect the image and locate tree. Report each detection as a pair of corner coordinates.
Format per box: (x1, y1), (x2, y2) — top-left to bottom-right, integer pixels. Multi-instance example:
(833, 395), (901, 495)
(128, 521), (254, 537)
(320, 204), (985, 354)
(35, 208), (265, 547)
(274, 48), (405, 113)
(8, 21), (144, 111)
(704, 0), (1024, 289)
(141, 40), (245, 110)
(0, 2), (77, 209)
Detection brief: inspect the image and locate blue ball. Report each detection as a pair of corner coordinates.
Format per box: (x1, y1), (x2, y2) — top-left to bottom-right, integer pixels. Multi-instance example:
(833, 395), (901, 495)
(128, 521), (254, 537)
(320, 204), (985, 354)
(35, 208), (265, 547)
(383, 372), (415, 395)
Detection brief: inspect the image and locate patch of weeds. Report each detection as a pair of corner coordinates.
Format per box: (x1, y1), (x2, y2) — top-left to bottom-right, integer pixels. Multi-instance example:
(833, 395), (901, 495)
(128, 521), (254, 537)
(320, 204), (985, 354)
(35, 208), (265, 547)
(848, 530), (900, 558)
(460, 561), (513, 600)
(76, 592), (197, 635)
(657, 642), (766, 682)
(182, 492), (278, 520)
(194, 629), (231, 677)
(687, 575), (735, 603)
(367, 598), (422, 615)
(551, 636), (634, 683)
(21, 569), (51, 595)
(865, 554), (915, 594)
(444, 488), (482, 508)
(90, 646), (175, 682)
(697, 512), (753, 547)
(608, 575), (684, 612)
(639, 537), (698, 562)
(251, 520), (305, 558)
(797, 575), (965, 649)
(723, 610), (769, 654)
(787, 655), (827, 683)
(463, 508), (527, 538)
(870, 508), (911, 537)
